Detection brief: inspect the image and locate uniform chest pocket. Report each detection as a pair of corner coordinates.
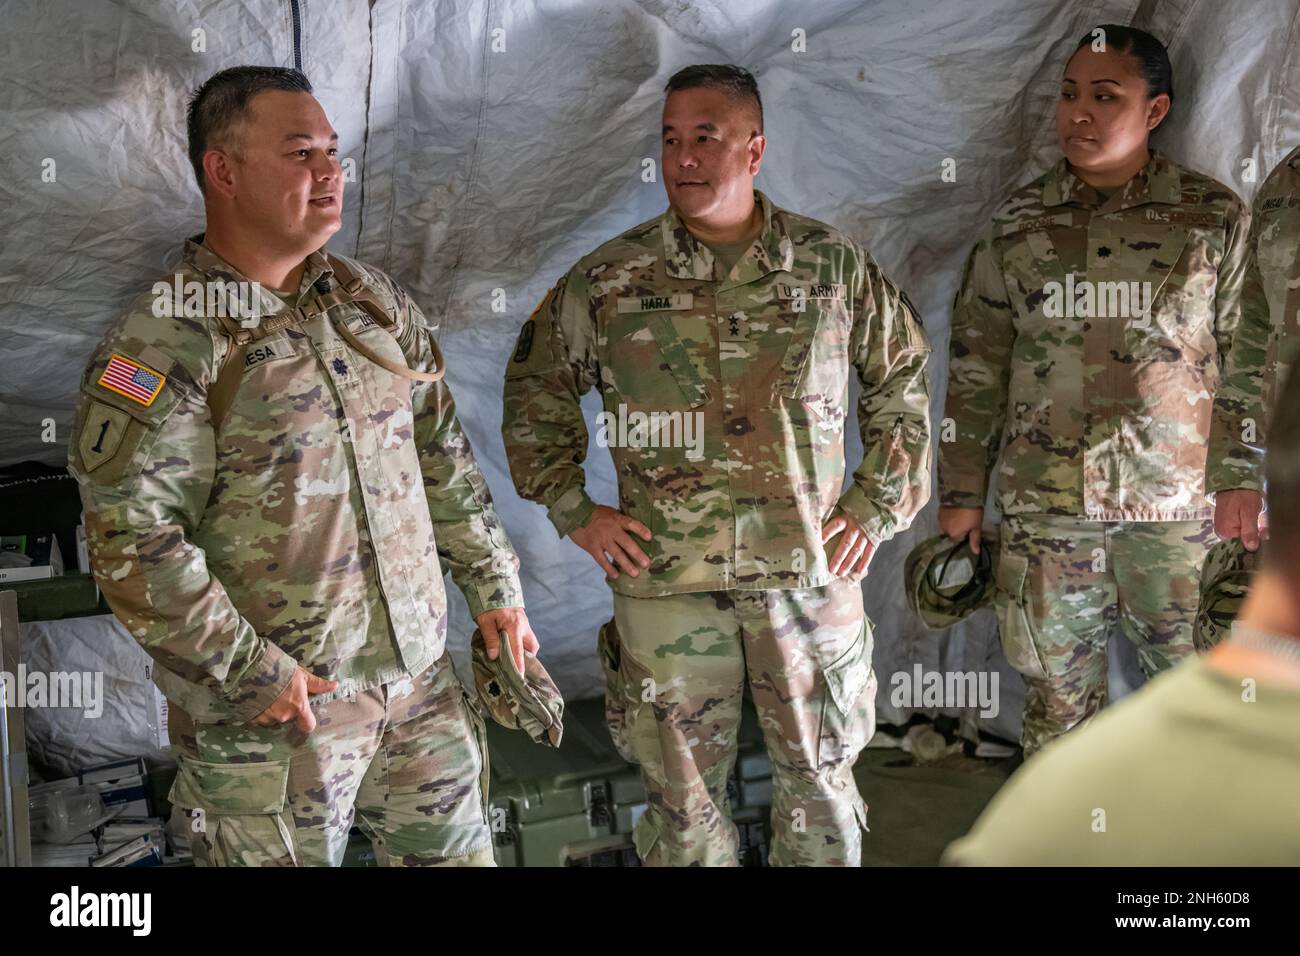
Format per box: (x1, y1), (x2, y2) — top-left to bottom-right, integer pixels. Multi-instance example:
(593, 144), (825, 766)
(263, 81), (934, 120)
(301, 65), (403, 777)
(774, 293), (852, 428)
(1000, 223), (1210, 355)
(228, 334), (311, 408)
(218, 334), (343, 443)
(601, 309), (711, 411)
(1111, 223), (1215, 351)
(996, 223), (1077, 338)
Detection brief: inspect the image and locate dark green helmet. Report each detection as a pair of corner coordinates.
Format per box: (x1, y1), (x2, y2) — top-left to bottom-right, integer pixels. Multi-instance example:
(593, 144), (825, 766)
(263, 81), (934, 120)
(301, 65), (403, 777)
(905, 531), (999, 630)
(1194, 539), (1262, 652)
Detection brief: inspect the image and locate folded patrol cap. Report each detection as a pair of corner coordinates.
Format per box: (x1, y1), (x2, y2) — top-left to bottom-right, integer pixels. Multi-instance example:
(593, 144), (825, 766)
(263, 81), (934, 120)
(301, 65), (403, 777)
(905, 531), (999, 630)
(471, 629), (565, 747)
(1195, 538), (1262, 652)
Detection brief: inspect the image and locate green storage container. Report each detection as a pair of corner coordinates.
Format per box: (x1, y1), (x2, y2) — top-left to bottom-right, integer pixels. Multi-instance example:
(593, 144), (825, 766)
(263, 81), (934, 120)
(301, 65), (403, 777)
(487, 696), (773, 866)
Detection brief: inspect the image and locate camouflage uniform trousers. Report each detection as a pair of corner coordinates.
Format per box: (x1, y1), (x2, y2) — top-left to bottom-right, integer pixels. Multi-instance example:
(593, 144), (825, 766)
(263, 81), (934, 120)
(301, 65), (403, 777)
(612, 577), (875, 867)
(168, 651), (494, 866)
(995, 514), (1215, 756)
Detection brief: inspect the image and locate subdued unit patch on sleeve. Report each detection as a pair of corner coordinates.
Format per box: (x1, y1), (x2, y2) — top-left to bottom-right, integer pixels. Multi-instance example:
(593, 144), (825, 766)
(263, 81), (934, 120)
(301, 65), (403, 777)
(512, 316), (536, 362)
(78, 401), (132, 472)
(505, 284), (561, 378)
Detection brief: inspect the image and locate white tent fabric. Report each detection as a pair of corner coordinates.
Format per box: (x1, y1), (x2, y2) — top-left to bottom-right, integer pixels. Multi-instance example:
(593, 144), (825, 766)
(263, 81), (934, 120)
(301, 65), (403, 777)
(18, 616), (171, 779)
(3, 0), (1298, 744)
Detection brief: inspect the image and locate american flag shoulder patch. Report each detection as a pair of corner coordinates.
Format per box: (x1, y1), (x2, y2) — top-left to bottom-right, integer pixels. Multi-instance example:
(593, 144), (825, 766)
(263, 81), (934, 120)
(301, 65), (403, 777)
(97, 353), (166, 406)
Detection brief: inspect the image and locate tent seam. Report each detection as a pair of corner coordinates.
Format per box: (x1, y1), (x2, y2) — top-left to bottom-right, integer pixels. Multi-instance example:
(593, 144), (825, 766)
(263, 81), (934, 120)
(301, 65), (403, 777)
(439, 0), (494, 333)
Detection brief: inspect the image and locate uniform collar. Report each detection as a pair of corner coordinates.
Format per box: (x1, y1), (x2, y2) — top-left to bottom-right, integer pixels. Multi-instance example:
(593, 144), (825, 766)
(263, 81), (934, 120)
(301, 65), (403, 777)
(1042, 149), (1183, 211)
(182, 234), (335, 315)
(659, 190), (795, 283)
(1287, 144), (1300, 170)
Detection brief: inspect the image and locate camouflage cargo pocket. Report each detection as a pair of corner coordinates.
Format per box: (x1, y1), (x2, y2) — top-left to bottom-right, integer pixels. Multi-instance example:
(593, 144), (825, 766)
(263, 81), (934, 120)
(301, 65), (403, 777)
(459, 689), (493, 827)
(169, 756), (297, 867)
(993, 551), (1050, 681)
(596, 618), (638, 764)
(617, 645), (660, 777)
(817, 618), (877, 771)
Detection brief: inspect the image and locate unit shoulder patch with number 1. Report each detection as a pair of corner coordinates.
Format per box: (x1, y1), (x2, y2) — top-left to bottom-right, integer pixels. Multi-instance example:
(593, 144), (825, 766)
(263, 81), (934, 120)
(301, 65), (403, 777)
(78, 401), (132, 473)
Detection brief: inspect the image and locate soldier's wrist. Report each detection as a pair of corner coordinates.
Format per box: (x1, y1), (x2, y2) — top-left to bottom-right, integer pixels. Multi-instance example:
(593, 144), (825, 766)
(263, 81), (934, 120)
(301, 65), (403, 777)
(1201, 463), (1263, 494)
(547, 486), (598, 538)
(834, 488), (889, 547)
(938, 488), (987, 510)
(1207, 476), (1265, 496)
(465, 578), (526, 619)
(226, 640), (300, 724)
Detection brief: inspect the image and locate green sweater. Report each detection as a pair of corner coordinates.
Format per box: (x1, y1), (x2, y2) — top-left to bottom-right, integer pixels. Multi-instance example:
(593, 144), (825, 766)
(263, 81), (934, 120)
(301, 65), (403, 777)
(945, 655), (1300, 865)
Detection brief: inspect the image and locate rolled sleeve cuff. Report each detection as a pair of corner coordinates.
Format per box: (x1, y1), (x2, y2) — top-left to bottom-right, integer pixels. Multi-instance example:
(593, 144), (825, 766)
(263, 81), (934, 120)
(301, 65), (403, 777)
(546, 485), (598, 538)
(935, 494), (982, 509)
(1205, 456), (1265, 496)
(225, 640), (299, 723)
(464, 574), (526, 619)
(836, 485), (894, 546)
(937, 484), (988, 510)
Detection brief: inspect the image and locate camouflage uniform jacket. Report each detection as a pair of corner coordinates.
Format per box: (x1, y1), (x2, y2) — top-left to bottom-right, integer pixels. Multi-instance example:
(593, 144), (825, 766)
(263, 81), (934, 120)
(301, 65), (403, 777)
(938, 151), (1256, 520)
(502, 190), (932, 598)
(68, 237), (523, 722)
(1209, 145), (1300, 491)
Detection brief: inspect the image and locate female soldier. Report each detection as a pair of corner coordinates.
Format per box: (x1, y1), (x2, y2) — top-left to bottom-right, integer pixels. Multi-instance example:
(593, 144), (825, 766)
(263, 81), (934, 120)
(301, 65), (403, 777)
(937, 25), (1252, 755)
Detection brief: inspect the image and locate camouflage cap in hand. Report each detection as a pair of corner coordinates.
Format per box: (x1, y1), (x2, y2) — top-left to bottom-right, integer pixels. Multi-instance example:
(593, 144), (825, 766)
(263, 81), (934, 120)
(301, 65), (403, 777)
(471, 628), (564, 747)
(1195, 538), (1262, 652)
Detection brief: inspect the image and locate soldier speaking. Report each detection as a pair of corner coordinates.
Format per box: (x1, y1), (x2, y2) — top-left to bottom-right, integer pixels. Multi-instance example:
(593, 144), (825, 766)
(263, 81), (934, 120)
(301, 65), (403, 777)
(69, 66), (537, 866)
